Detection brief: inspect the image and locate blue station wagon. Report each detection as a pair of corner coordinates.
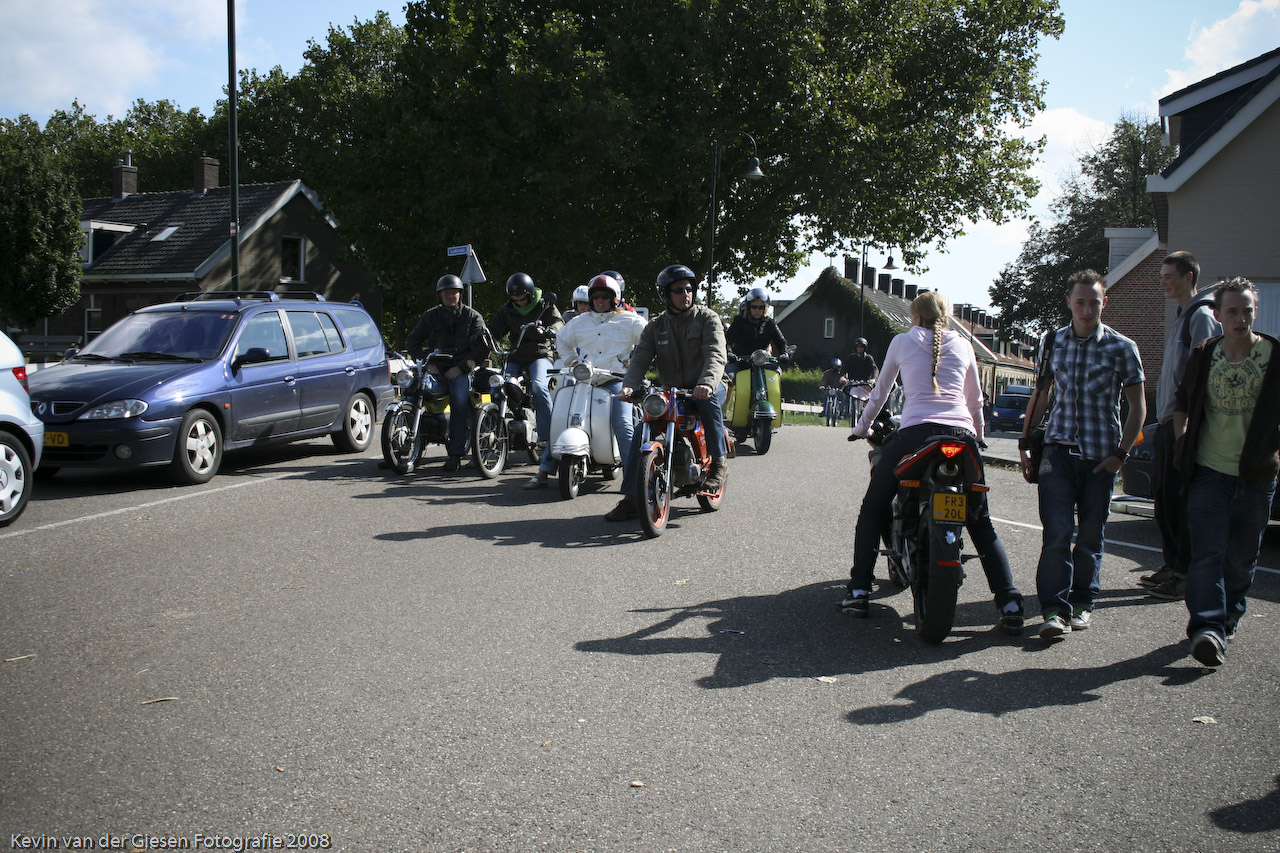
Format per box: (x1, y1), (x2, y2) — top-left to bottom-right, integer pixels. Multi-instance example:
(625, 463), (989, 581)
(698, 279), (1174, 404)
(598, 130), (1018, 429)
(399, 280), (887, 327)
(28, 292), (395, 484)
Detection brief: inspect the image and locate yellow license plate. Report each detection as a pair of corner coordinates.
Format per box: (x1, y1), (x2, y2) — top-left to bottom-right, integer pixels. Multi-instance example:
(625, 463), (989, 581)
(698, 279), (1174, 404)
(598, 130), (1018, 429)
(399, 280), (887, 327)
(933, 492), (966, 521)
(43, 431), (69, 448)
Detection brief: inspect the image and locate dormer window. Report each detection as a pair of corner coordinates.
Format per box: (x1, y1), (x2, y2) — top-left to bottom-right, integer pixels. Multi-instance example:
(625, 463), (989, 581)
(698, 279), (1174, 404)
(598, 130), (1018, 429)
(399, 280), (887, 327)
(151, 225), (180, 242)
(80, 219), (136, 264)
(281, 236), (305, 282)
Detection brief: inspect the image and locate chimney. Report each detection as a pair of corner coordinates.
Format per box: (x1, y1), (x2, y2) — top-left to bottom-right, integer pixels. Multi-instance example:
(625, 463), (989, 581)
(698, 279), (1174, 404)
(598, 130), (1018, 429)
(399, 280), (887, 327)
(962, 306), (973, 322)
(194, 153), (220, 193)
(877, 273), (891, 293)
(904, 283), (918, 300)
(843, 256), (859, 282)
(862, 266), (876, 289)
(112, 150), (137, 199)
(891, 278), (904, 298)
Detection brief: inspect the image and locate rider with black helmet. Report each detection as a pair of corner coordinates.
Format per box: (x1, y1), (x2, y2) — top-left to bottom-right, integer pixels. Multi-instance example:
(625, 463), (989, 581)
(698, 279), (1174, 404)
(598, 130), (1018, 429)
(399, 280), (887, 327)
(615, 264), (730, 519)
(405, 274), (491, 471)
(726, 286), (788, 358)
(487, 272), (563, 450)
(845, 337), (879, 384)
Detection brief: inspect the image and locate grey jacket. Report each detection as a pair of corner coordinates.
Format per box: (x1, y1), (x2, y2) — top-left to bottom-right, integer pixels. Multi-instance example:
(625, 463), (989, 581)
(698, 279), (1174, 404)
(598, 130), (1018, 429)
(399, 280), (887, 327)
(1156, 287), (1220, 423)
(623, 305), (727, 391)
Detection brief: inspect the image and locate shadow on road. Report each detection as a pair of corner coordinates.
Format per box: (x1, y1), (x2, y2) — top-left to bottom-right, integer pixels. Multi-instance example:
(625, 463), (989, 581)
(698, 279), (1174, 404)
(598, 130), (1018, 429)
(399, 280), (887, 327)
(1211, 774), (1280, 834)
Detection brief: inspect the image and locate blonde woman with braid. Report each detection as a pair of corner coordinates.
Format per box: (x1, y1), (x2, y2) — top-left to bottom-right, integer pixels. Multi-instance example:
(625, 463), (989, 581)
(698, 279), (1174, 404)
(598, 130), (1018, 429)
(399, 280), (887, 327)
(842, 291), (1025, 633)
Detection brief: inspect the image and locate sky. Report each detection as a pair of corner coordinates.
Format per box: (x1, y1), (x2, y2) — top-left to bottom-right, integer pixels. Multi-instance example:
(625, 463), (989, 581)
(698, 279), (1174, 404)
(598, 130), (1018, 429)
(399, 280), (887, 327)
(2, 0), (1279, 311)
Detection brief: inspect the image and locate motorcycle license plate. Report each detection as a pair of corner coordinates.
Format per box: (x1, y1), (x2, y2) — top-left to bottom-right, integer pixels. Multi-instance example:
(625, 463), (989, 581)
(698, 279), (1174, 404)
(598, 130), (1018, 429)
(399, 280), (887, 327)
(933, 493), (966, 521)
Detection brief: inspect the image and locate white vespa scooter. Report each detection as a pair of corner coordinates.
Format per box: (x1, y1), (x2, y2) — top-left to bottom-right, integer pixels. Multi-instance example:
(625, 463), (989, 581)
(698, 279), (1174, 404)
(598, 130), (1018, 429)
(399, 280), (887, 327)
(546, 358), (631, 499)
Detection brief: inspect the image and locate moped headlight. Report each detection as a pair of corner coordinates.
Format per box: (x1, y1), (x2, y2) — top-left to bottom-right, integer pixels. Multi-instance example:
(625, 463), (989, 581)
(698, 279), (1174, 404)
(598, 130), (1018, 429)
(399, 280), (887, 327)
(642, 393), (668, 419)
(572, 362), (593, 383)
(395, 369), (414, 388)
(751, 349), (769, 367)
(77, 399), (148, 420)
(488, 373), (504, 389)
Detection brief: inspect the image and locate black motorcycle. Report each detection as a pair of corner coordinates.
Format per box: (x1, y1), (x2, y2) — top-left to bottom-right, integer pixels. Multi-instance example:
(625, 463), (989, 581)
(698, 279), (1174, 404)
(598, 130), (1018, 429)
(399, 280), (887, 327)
(381, 349), (475, 474)
(470, 325), (544, 478)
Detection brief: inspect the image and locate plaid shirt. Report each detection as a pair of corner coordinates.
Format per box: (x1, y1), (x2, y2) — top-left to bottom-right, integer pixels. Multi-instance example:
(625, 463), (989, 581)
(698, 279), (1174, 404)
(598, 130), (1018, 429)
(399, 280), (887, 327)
(1039, 323), (1144, 462)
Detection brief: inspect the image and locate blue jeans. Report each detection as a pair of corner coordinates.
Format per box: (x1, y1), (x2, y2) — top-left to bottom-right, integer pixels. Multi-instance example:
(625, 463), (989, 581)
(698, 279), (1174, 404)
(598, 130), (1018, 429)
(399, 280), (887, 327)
(1035, 443), (1117, 617)
(622, 383), (727, 497)
(1184, 466), (1275, 641)
(848, 423), (1021, 608)
(446, 371), (472, 457)
(504, 358), (552, 442)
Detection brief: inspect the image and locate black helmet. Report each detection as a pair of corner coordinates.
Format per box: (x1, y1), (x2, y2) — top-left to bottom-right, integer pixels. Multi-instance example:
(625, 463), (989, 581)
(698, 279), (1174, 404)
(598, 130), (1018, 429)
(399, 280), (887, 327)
(854, 337), (868, 348)
(506, 272), (536, 300)
(656, 264), (697, 303)
(601, 270), (626, 294)
(436, 274), (464, 292)
(745, 286), (770, 306)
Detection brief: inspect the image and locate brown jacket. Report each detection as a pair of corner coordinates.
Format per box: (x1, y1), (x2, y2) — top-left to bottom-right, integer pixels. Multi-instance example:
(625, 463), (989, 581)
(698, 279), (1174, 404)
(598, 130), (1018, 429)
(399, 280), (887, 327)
(623, 305), (727, 390)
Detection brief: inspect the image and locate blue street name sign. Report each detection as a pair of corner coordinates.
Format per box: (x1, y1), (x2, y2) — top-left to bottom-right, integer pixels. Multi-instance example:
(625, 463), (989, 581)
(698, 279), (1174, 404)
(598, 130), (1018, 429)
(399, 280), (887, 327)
(447, 245), (470, 257)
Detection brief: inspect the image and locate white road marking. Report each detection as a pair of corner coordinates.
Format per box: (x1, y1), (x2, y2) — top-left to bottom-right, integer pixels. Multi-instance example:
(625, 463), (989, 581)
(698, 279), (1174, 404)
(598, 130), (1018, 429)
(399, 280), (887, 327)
(0, 473), (291, 540)
(991, 516), (1280, 576)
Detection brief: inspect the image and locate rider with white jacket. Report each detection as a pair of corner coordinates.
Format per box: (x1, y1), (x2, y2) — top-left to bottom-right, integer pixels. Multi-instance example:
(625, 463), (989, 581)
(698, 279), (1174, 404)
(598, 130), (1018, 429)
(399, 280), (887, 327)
(524, 274), (646, 490)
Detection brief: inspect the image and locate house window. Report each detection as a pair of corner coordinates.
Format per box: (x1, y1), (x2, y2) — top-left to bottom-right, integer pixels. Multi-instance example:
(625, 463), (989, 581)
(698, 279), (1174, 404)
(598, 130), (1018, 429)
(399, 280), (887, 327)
(281, 236), (305, 282)
(85, 308), (103, 342)
(823, 317), (835, 339)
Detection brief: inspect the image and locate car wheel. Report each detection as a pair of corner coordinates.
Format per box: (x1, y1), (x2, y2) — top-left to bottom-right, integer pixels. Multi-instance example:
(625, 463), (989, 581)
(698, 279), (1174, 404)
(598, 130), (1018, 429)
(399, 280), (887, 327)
(333, 392), (375, 452)
(0, 432), (33, 527)
(170, 409), (222, 485)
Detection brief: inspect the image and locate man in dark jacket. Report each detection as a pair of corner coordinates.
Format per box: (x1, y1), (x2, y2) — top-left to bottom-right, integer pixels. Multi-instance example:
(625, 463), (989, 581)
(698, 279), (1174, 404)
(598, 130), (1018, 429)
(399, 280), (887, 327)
(405, 275), (490, 470)
(1173, 278), (1280, 668)
(613, 264), (728, 521)
(487, 273), (563, 446)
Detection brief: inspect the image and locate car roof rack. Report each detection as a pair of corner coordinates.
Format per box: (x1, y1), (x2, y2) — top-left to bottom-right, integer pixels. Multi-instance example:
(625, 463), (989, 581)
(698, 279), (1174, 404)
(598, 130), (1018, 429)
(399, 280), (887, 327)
(175, 290), (326, 303)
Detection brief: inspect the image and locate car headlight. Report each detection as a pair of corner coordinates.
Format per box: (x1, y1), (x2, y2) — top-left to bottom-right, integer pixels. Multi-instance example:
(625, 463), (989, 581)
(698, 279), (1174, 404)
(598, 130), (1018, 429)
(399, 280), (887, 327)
(395, 369), (414, 388)
(572, 362), (593, 383)
(642, 392), (668, 419)
(77, 399), (149, 420)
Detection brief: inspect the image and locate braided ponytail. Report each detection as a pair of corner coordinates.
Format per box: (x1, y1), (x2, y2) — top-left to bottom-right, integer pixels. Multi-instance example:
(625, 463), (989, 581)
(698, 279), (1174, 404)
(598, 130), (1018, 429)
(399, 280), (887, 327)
(908, 290), (951, 393)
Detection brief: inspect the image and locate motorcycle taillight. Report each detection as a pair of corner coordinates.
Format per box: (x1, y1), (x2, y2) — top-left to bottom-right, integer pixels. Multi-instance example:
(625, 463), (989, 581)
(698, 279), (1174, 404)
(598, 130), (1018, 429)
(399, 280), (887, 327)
(939, 442), (965, 458)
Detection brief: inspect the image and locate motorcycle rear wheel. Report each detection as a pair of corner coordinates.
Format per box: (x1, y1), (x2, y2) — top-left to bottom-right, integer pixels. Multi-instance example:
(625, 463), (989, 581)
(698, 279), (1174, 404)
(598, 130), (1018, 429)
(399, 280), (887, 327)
(472, 403), (508, 479)
(914, 559), (963, 645)
(559, 455), (587, 500)
(382, 409), (423, 475)
(637, 448), (671, 539)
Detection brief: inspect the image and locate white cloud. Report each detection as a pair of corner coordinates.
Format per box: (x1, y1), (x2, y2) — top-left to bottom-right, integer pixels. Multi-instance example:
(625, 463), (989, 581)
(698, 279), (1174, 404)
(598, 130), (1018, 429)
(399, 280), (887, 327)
(1160, 0), (1280, 97)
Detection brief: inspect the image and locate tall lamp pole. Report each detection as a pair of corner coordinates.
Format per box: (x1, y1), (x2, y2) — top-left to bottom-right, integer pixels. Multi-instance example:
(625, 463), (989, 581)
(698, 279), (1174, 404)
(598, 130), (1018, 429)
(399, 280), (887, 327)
(226, 0), (240, 289)
(706, 131), (765, 298)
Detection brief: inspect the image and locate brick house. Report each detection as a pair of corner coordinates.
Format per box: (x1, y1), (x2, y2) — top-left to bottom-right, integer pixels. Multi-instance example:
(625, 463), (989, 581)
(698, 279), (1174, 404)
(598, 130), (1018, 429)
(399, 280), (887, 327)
(40, 154), (379, 343)
(1098, 228), (1165, 381)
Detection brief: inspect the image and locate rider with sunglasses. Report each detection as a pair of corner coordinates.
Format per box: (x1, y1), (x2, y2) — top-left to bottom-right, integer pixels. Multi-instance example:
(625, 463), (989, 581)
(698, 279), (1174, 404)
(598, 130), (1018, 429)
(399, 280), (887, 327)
(726, 286), (788, 360)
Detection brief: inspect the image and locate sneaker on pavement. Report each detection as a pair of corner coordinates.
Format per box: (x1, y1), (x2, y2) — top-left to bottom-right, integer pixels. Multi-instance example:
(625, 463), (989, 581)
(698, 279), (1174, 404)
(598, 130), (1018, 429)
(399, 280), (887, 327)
(840, 589), (870, 617)
(442, 455), (461, 472)
(1190, 630), (1226, 667)
(1138, 565), (1174, 588)
(1039, 612), (1071, 639)
(1225, 619), (1239, 642)
(523, 476), (548, 490)
(604, 497), (638, 522)
(1069, 607), (1093, 630)
(1000, 602), (1025, 636)
(1148, 575), (1186, 601)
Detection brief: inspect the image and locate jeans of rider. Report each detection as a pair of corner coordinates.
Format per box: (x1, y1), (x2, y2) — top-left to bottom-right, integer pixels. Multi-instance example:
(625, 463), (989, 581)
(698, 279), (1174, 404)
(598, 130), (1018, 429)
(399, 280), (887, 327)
(504, 358), (552, 442)
(1034, 443), (1117, 617)
(1184, 466), (1275, 642)
(445, 371), (472, 457)
(848, 422), (1021, 609)
(620, 383), (728, 496)
(1152, 420), (1191, 576)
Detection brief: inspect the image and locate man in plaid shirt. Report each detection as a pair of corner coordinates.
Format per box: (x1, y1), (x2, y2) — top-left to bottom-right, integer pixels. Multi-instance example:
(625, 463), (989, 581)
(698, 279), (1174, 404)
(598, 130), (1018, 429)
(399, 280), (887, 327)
(1019, 270), (1146, 640)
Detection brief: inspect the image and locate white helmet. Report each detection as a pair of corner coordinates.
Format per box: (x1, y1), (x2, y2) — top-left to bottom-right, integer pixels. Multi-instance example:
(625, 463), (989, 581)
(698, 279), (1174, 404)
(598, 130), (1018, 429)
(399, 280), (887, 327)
(572, 285), (590, 304)
(587, 274), (622, 306)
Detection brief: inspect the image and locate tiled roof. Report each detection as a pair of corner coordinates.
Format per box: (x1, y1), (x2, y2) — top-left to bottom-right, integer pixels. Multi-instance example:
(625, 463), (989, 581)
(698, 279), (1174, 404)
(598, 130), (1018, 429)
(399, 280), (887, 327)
(1160, 62), (1280, 179)
(81, 182), (296, 279)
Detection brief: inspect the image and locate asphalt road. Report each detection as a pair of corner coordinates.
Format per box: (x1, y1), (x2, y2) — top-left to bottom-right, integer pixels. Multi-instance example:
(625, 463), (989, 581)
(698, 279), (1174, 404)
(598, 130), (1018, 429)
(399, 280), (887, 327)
(2, 425), (1278, 852)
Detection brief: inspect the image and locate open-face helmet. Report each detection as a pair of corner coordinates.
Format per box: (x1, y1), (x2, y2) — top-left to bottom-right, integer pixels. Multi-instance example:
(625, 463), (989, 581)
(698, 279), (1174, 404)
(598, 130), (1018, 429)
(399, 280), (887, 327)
(854, 337), (868, 348)
(506, 272), (536, 301)
(656, 264), (697, 305)
(436, 274), (464, 292)
(571, 285), (590, 306)
(601, 270), (626, 294)
(745, 286), (770, 306)
(587, 274), (622, 309)
(831, 358), (842, 369)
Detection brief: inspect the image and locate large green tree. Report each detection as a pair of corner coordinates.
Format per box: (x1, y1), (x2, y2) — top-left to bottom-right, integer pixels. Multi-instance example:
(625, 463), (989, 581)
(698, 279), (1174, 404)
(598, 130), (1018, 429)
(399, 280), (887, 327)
(988, 114), (1175, 334)
(0, 117), (83, 327)
(229, 1), (1062, 341)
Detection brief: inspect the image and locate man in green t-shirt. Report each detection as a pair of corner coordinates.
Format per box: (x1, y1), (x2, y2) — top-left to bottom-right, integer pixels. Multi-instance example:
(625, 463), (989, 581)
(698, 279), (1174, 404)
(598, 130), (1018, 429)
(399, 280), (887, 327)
(1172, 278), (1280, 668)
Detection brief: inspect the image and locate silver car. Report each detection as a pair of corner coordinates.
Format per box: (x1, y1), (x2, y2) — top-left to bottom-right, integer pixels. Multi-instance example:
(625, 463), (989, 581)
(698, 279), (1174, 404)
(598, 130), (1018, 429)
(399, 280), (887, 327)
(0, 331), (43, 526)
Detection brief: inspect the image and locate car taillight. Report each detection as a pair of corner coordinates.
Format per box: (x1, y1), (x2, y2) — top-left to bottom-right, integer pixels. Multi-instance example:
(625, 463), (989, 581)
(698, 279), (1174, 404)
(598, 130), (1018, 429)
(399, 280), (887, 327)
(11, 366), (27, 392)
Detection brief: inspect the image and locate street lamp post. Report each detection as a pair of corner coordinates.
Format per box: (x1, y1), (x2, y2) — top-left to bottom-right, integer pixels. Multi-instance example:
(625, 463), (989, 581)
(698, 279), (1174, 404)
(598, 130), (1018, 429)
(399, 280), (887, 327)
(706, 131), (765, 299)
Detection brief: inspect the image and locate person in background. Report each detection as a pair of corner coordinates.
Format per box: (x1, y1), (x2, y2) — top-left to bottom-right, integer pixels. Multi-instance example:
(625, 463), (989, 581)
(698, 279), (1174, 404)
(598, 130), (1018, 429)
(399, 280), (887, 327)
(820, 358), (846, 426)
(405, 275), (490, 471)
(1144, 251), (1220, 601)
(726, 287), (788, 357)
(1019, 270), (1145, 640)
(487, 272), (562, 452)
(1173, 278), (1279, 667)
(561, 285), (592, 324)
(844, 290), (1024, 633)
